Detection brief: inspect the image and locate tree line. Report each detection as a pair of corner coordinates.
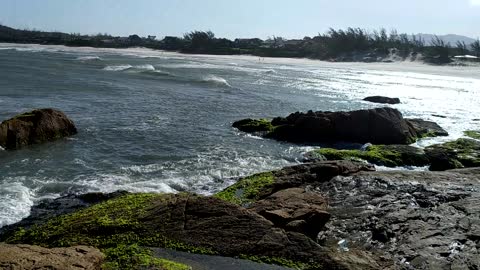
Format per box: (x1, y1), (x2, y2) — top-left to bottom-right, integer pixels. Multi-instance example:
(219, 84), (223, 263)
(1, 24), (479, 64)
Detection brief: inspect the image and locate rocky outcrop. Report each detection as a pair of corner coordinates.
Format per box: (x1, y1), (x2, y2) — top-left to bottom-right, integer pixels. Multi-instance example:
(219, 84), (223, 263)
(0, 108), (77, 150)
(233, 108), (447, 145)
(1, 161), (386, 269)
(363, 96), (400, 104)
(0, 244), (104, 270)
(306, 145), (430, 168)
(425, 138), (480, 171)
(317, 168), (480, 270)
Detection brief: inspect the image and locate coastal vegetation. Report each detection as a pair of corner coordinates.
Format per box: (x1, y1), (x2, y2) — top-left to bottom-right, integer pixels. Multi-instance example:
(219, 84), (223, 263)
(1, 24), (478, 64)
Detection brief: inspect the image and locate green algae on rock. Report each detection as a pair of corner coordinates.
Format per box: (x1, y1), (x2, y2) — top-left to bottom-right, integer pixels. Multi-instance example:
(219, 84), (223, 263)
(232, 118), (276, 134)
(426, 138), (480, 171)
(102, 244), (191, 270)
(308, 145), (429, 167)
(464, 130), (480, 140)
(214, 172), (275, 205)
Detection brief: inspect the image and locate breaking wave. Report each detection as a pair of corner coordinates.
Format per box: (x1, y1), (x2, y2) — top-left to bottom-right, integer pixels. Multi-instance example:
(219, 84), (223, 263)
(76, 56), (102, 61)
(201, 75), (232, 88)
(103, 65), (133, 71)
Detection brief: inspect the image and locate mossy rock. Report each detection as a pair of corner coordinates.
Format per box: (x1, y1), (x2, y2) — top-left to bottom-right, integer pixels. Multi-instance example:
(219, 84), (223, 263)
(426, 138), (480, 171)
(4, 192), (325, 269)
(102, 244), (191, 270)
(309, 145), (429, 167)
(232, 118), (276, 134)
(464, 130), (480, 140)
(214, 172), (275, 206)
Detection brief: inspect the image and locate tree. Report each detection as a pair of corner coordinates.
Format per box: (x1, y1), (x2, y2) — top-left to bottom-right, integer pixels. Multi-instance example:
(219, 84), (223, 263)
(471, 39), (480, 57)
(183, 31), (215, 51)
(456, 41), (468, 55)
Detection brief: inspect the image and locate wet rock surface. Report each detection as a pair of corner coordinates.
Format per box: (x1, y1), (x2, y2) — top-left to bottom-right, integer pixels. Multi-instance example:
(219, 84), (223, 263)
(315, 168), (480, 270)
(0, 108), (77, 150)
(405, 119), (449, 138)
(363, 96), (401, 104)
(0, 244), (104, 270)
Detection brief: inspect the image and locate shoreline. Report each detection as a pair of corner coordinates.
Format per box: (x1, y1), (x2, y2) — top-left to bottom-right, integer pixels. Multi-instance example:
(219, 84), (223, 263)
(2, 42), (480, 78)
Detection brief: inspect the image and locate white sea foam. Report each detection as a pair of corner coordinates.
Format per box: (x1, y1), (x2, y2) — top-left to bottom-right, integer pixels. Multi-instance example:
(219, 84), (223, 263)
(103, 65), (133, 71)
(201, 75), (232, 88)
(76, 56), (102, 61)
(0, 182), (35, 227)
(133, 64), (155, 71)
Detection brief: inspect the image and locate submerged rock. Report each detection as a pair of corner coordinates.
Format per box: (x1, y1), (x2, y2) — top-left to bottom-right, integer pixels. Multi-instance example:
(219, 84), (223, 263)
(0, 108), (77, 150)
(233, 108), (447, 145)
(425, 138), (480, 171)
(0, 244), (104, 270)
(363, 96), (400, 104)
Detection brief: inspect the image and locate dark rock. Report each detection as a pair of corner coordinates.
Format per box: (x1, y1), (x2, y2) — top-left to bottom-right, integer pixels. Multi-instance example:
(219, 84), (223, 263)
(0, 108), (77, 150)
(250, 188), (331, 239)
(269, 107), (418, 144)
(425, 138), (480, 171)
(0, 244), (104, 270)
(363, 96), (400, 104)
(406, 118), (449, 138)
(234, 108), (448, 145)
(315, 168), (480, 270)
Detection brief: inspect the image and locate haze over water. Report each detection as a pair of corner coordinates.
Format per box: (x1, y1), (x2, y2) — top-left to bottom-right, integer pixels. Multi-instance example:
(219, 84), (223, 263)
(0, 43), (479, 227)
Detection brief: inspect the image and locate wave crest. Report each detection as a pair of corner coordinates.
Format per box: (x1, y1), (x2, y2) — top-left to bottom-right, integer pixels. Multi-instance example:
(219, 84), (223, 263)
(201, 75), (232, 88)
(76, 56), (102, 61)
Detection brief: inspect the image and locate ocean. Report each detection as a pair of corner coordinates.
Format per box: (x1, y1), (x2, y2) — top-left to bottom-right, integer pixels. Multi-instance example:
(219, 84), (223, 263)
(0, 43), (479, 227)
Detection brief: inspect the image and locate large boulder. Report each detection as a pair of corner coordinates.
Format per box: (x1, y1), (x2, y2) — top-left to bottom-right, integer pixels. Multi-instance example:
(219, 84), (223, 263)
(0, 244), (104, 270)
(0, 108), (77, 150)
(270, 107), (417, 144)
(363, 96), (400, 104)
(234, 108), (447, 145)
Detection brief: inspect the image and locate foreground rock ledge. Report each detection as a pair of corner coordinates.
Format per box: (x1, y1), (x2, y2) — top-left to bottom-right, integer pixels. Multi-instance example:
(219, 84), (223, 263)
(0, 244), (104, 270)
(0, 108), (77, 150)
(233, 107), (448, 145)
(3, 160), (479, 269)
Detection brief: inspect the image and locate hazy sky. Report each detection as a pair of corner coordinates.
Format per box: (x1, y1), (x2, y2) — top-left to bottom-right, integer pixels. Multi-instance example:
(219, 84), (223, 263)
(1, 0), (479, 39)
